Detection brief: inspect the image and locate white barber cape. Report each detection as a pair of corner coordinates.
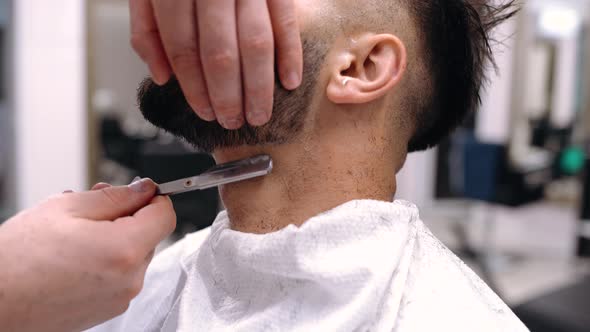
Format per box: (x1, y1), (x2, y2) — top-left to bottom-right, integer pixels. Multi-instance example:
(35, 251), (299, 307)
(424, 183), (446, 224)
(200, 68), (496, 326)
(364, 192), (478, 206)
(88, 200), (528, 332)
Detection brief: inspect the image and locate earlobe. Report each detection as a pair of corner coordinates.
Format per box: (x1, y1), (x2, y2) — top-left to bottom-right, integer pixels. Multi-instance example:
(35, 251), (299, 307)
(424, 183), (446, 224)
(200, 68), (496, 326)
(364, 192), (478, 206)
(326, 34), (407, 105)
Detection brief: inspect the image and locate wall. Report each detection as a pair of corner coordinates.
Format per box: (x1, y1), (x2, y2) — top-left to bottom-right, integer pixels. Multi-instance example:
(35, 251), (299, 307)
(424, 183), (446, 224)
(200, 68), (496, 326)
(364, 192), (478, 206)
(88, 0), (149, 125)
(13, 0), (87, 209)
(396, 149), (438, 207)
(585, 20), (590, 135)
(476, 14), (518, 145)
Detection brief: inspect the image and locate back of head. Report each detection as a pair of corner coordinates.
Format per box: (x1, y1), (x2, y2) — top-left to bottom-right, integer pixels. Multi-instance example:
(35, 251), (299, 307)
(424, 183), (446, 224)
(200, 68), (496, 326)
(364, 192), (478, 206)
(284, 0), (519, 152)
(137, 0), (518, 155)
(400, 0), (518, 151)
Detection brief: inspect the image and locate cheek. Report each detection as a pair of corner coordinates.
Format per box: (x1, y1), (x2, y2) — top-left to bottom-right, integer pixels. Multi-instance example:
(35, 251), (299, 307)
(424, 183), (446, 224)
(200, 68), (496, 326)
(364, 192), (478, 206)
(294, 0), (322, 32)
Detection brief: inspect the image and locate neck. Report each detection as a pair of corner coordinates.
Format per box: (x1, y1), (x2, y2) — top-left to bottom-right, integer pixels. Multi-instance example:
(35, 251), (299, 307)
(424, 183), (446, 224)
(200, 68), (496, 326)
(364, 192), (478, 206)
(214, 124), (403, 234)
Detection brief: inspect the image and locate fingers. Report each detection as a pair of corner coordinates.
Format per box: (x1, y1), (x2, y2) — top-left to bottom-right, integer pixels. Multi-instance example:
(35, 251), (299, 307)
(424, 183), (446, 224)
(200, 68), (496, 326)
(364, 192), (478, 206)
(237, 0), (274, 127)
(92, 183), (112, 191)
(129, 0), (172, 85)
(268, 0), (303, 90)
(131, 0), (302, 128)
(151, 0), (215, 121)
(63, 182), (111, 194)
(197, 0), (245, 129)
(64, 179), (157, 221)
(117, 196), (176, 254)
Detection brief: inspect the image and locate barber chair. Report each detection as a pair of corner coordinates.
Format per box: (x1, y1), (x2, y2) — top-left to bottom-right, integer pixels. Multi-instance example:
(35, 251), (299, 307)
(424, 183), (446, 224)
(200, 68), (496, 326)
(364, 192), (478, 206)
(435, 132), (553, 286)
(514, 276), (590, 332)
(577, 158), (590, 257)
(462, 143), (590, 332)
(462, 137), (551, 207)
(511, 158), (590, 332)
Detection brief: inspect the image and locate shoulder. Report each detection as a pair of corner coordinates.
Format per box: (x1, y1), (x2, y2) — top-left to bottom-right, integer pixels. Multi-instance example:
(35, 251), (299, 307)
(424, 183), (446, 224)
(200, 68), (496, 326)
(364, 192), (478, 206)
(395, 220), (528, 331)
(85, 227), (211, 332)
(152, 227), (212, 274)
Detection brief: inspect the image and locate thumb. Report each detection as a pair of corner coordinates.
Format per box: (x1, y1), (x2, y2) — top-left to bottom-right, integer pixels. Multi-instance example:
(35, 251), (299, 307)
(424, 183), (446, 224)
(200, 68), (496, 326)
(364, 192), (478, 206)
(64, 179), (158, 221)
(113, 195), (177, 254)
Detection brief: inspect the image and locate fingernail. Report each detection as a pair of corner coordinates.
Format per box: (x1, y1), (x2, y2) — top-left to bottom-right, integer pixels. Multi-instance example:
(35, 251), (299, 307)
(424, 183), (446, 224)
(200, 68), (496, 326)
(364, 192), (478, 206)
(128, 178), (152, 193)
(130, 176), (141, 184)
(202, 107), (214, 117)
(199, 108), (216, 121)
(285, 71), (301, 90)
(152, 76), (164, 86)
(155, 67), (172, 86)
(151, 72), (167, 86)
(223, 118), (244, 129)
(247, 111), (269, 126)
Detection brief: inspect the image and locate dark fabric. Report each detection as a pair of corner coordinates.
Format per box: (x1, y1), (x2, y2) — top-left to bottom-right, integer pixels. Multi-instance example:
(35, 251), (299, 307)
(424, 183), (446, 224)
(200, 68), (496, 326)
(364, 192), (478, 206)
(514, 277), (590, 332)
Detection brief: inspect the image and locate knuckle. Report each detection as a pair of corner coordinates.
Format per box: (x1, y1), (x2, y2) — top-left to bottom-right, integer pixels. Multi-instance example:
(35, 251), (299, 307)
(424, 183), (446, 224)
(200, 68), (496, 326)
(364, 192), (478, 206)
(166, 212), (178, 234)
(277, 14), (298, 31)
(43, 195), (72, 215)
(110, 248), (141, 272)
(100, 188), (124, 207)
(113, 298), (132, 316)
(169, 48), (201, 69)
(241, 35), (273, 54)
(43, 194), (64, 207)
(115, 275), (145, 307)
(163, 202), (177, 233)
(203, 49), (237, 70)
(124, 280), (144, 301)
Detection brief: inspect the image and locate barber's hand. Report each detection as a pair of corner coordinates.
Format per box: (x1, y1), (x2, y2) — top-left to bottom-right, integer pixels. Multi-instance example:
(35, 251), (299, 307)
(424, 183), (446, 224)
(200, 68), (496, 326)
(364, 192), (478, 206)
(0, 179), (176, 332)
(129, 0), (303, 129)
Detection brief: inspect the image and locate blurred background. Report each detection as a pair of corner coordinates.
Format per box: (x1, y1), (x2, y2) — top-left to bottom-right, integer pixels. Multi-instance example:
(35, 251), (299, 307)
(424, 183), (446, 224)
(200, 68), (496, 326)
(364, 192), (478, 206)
(0, 0), (589, 331)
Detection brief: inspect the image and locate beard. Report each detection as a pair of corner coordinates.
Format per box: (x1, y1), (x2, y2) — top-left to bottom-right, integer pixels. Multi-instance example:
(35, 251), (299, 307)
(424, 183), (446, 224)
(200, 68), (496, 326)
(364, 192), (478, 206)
(137, 38), (328, 153)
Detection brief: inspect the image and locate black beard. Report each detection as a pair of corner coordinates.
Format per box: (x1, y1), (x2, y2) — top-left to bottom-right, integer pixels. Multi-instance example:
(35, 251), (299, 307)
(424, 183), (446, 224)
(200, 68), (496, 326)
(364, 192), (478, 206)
(137, 38), (327, 153)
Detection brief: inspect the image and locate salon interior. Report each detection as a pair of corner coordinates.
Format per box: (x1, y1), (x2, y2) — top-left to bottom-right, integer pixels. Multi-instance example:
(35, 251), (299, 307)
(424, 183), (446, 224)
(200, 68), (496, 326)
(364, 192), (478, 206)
(0, 0), (589, 331)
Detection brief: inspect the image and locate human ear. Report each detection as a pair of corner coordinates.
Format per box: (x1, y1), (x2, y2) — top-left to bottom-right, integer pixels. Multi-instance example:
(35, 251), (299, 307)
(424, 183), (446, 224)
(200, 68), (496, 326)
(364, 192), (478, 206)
(326, 34), (407, 104)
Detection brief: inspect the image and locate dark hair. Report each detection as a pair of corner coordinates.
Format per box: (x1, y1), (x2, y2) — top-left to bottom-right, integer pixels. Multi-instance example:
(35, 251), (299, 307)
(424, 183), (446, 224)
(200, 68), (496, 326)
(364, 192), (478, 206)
(406, 0), (518, 152)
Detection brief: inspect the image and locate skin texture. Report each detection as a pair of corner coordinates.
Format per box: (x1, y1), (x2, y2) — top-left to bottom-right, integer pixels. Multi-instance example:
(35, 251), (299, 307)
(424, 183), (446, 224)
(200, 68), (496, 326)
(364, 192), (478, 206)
(138, 0), (415, 234)
(214, 32), (411, 233)
(129, 0), (304, 129)
(0, 180), (176, 332)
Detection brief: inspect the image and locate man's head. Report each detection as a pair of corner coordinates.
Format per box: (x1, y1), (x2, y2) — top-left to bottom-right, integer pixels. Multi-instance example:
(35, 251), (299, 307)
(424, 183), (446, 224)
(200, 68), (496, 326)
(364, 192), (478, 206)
(139, 0), (516, 154)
